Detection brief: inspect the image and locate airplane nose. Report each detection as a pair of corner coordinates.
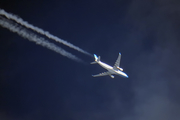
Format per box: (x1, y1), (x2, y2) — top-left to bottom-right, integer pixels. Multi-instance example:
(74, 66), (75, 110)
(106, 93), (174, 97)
(126, 75), (129, 78)
(125, 74), (128, 78)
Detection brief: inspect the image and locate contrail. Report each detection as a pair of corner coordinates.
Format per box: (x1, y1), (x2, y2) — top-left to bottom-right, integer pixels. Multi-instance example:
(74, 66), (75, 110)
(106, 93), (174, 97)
(0, 17), (83, 62)
(0, 9), (92, 56)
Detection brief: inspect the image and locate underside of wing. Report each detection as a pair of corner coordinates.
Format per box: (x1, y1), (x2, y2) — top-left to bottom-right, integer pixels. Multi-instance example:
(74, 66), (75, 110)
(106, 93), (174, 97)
(113, 53), (121, 70)
(92, 71), (110, 77)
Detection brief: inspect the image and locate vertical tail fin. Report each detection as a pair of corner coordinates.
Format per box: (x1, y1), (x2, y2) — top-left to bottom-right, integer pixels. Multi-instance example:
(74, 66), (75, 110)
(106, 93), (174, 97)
(90, 54), (100, 64)
(94, 54), (100, 62)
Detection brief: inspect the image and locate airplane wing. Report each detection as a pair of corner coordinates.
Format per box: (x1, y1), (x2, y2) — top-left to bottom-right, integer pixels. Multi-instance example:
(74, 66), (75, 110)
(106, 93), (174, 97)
(92, 71), (110, 77)
(113, 53), (121, 70)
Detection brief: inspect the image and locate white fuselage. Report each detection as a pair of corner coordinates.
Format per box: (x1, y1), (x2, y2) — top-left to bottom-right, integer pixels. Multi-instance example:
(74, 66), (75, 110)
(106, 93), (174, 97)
(97, 61), (128, 78)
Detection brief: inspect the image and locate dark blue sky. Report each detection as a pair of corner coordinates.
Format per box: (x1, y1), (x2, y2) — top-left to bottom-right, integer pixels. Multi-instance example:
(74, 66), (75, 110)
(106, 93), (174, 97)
(0, 0), (180, 120)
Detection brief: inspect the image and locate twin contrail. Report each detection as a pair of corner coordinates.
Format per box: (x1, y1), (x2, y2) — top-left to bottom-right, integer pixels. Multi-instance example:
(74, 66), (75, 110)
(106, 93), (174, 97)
(0, 9), (92, 56)
(0, 8), (92, 62)
(0, 17), (82, 62)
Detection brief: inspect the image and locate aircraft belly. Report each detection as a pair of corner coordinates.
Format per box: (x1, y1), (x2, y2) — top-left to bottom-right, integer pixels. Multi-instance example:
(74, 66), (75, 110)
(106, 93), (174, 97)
(99, 62), (112, 70)
(107, 69), (116, 74)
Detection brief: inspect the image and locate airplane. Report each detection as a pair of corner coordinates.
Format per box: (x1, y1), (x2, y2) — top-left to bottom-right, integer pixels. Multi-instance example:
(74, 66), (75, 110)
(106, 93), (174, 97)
(91, 53), (128, 78)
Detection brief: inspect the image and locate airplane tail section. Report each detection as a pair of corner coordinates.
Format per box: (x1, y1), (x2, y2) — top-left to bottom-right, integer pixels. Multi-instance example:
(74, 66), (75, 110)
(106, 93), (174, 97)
(90, 54), (100, 64)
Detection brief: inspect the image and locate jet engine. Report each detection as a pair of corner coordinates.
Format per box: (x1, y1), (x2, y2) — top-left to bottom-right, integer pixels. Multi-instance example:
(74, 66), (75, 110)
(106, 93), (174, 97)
(110, 75), (114, 78)
(119, 68), (123, 71)
(117, 67), (123, 71)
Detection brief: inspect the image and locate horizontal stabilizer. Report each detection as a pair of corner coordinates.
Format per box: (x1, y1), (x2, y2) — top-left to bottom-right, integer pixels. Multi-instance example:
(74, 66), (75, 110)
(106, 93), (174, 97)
(97, 56), (100, 62)
(90, 61), (97, 64)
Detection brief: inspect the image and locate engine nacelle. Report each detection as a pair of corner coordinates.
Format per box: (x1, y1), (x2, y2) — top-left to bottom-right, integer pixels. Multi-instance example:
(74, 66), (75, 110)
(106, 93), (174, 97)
(110, 75), (114, 78)
(117, 67), (123, 71)
(119, 68), (123, 71)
